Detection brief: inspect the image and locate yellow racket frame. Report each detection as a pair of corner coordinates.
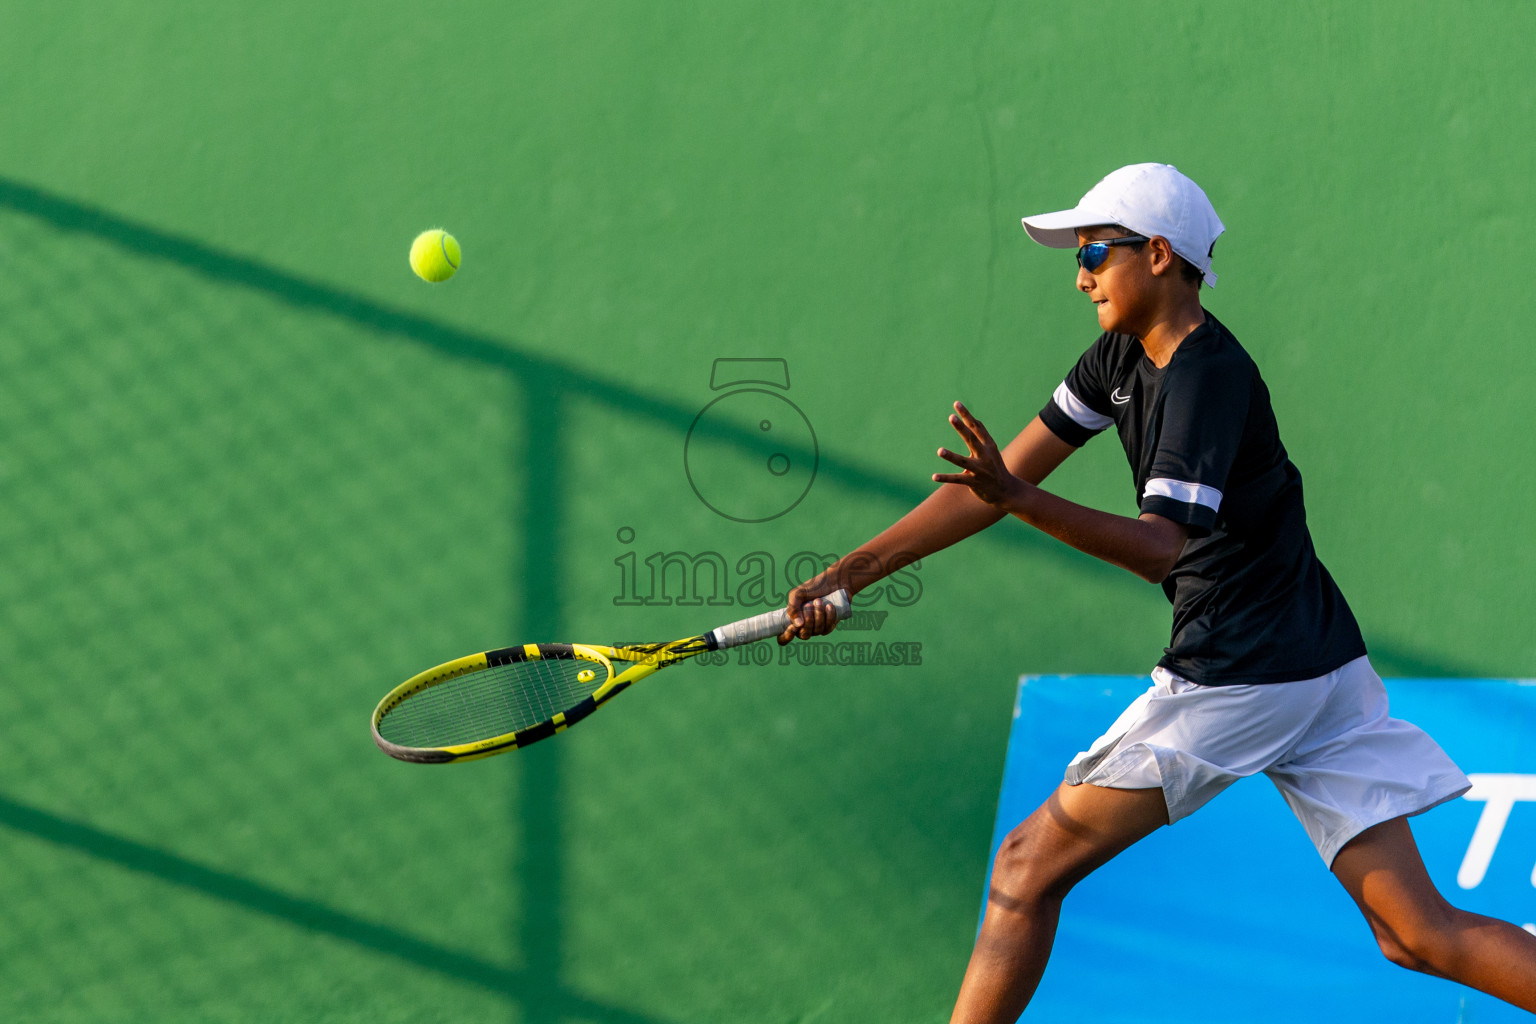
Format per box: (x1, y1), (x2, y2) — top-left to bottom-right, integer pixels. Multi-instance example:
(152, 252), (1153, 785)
(370, 638), (701, 764)
(371, 589), (851, 764)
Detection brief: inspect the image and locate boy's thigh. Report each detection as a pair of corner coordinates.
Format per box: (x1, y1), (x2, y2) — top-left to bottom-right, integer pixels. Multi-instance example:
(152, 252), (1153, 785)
(1265, 657), (1470, 867)
(992, 783), (1169, 900)
(1064, 668), (1333, 823)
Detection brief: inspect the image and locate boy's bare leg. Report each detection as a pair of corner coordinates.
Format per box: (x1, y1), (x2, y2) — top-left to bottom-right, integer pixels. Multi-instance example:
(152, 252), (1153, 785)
(950, 783), (1170, 1024)
(1332, 816), (1536, 1011)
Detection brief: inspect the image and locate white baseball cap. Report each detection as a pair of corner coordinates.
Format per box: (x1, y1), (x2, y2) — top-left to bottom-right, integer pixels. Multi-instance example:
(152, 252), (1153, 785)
(1021, 163), (1225, 286)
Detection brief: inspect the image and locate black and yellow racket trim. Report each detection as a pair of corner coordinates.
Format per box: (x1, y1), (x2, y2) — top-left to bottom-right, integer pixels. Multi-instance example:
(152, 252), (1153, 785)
(372, 589), (851, 765)
(370, 639), (690, 764)
(373, 643), (613, 764)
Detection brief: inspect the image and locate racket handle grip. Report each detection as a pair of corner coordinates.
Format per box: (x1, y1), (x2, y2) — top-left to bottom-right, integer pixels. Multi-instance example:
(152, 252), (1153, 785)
(709, 589), (852, 650)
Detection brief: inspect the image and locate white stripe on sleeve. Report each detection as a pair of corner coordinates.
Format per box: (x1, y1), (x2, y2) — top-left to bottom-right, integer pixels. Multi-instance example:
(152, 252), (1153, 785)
(1143, 477), (1223, 512)
(1052, 382), (1113, 431)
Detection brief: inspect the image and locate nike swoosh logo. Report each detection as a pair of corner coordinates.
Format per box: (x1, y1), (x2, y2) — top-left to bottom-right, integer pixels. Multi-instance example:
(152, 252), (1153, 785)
(1111, 387), (1132, 405)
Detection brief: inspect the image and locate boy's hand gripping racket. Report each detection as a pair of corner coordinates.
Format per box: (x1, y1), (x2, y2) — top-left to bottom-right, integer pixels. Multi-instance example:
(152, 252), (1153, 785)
(372, 590), (852, 763)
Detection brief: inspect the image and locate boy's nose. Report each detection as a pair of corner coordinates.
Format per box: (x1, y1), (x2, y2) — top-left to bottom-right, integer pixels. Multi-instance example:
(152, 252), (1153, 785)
(1077, 266), (1095, 292)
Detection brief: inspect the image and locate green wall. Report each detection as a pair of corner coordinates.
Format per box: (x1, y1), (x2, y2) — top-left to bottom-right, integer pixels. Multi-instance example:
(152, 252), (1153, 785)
(0, 4), (1530, 1021)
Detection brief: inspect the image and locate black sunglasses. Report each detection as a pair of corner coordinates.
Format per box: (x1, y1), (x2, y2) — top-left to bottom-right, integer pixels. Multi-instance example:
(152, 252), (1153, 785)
(1076, 235), (1149, 272)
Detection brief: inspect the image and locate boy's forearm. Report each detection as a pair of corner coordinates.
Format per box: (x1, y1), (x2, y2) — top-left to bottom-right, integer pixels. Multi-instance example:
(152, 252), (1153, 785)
(829, 485), (1006, 595)
(1006, 484), (1185, 584)
(814, 415), (1078, 598)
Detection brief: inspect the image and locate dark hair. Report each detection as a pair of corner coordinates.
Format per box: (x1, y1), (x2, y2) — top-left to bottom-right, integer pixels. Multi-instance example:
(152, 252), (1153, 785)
(1109, 226), (1204, 288)
(1175, 255), (1204, 287)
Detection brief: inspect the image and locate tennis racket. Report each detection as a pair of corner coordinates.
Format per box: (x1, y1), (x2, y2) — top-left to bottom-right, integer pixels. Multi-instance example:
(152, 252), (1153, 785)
(372, 589), (852, 763)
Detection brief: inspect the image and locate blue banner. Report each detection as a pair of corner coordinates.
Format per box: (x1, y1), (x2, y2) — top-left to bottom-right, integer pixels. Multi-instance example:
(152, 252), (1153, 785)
(988, 676), (1536, 1023)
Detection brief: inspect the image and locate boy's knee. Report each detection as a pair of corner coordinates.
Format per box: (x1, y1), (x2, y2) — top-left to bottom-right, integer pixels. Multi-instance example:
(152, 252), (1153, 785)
(988, 824), (1074, 909)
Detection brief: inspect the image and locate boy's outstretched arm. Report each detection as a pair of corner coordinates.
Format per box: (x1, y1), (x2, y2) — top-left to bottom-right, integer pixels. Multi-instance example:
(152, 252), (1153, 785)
(934, 401), (1188, 585)
(779, 413), (1076, 643)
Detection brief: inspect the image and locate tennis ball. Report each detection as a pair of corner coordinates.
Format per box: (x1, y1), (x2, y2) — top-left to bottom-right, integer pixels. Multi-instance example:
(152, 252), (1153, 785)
(409, 229), (461, 282)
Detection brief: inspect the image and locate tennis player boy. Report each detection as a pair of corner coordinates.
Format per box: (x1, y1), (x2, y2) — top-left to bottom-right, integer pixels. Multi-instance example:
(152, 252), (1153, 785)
(779, 163), (1536, 1020)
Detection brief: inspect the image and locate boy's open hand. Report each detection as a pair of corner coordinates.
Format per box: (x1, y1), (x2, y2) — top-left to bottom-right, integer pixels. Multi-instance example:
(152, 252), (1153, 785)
(933, 401), (1029, 512)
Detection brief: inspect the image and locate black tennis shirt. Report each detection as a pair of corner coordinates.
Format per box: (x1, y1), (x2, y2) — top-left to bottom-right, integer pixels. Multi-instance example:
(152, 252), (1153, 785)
(1038, 312), (1367, 685)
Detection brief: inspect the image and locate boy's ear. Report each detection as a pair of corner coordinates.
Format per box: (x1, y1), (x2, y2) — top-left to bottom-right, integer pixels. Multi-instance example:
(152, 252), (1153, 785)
(1147, 235), (1177, 275)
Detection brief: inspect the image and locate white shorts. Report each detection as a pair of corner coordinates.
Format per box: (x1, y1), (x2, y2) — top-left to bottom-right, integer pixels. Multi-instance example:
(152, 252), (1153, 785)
(1063, 655), (1471, 865)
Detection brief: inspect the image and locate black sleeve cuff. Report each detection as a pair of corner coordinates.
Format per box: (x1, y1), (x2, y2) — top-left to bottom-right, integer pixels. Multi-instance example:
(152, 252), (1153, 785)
(1140, 495), (1217, 538)
(1039, 401), (1100, 448)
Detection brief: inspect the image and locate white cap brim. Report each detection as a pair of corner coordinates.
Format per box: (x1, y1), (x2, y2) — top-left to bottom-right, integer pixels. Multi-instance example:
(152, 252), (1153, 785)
(1020, 206), (1118, 248)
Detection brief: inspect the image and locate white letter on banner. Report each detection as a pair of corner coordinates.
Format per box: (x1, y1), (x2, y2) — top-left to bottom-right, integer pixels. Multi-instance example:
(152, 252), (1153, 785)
(1457, 774), (1536, 890)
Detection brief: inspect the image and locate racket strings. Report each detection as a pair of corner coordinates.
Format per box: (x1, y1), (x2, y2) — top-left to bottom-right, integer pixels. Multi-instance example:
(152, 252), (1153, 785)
(377, 651), (605, 748)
